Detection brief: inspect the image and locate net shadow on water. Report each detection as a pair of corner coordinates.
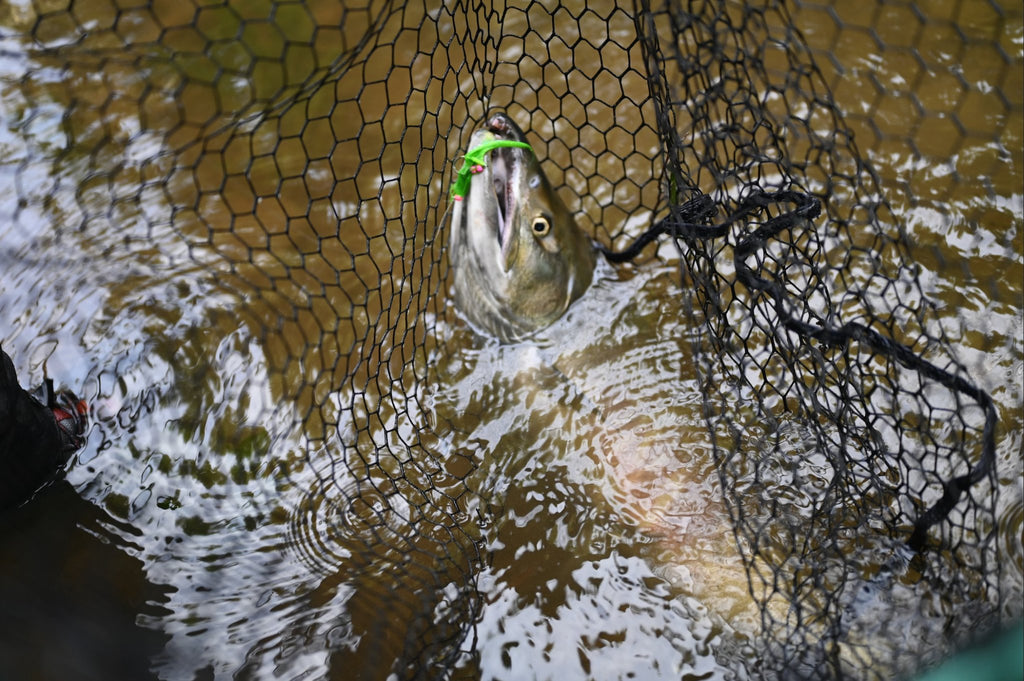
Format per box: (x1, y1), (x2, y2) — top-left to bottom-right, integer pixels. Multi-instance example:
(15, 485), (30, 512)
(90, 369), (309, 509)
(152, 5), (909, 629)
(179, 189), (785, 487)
(0, 1), (1021, 680)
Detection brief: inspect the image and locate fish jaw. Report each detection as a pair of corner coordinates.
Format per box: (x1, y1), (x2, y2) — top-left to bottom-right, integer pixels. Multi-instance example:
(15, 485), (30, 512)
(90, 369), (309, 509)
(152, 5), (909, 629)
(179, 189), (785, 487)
(487, 143), (525, 272)
(462, 123), (533, 275)
(462, 139), (514, 283)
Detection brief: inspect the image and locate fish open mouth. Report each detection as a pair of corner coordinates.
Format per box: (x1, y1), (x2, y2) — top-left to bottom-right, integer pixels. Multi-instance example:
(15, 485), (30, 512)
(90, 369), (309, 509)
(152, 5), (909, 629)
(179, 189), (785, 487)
(489, 145), (520, 249)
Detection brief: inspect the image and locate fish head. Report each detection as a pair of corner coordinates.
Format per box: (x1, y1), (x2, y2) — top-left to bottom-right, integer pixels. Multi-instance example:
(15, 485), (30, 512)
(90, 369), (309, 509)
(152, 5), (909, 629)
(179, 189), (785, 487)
(451, 112), (597, 341)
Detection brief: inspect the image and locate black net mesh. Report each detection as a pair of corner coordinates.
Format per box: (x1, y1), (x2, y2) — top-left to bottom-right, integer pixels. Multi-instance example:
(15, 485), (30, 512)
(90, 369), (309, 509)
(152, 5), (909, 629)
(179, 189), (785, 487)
(0, 1), (1020, 680)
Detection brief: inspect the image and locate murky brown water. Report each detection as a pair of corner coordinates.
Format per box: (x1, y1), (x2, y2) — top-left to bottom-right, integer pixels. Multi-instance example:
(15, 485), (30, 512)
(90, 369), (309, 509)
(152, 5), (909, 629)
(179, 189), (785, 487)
(0, 0), (1020, 679)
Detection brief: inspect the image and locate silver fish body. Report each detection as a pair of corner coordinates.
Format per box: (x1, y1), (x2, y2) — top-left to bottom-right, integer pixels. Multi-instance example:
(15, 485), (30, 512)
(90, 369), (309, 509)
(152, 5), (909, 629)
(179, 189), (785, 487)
(449, 112), (596, 342)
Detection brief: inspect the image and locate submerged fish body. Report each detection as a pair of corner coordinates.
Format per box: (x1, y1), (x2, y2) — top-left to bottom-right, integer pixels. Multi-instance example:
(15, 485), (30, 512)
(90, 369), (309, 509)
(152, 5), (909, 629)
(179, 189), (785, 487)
(449, 112), (597, 342)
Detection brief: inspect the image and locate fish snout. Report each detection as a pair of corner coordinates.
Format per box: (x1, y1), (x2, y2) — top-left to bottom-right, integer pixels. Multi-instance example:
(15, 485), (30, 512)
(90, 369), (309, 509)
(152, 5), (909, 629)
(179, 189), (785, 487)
(487, 114), (511, 135)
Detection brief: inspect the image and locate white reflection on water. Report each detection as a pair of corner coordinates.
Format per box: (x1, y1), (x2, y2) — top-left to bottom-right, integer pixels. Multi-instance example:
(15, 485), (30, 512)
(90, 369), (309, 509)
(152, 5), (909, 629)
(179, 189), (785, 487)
(429, 261), (759, 678)
(476, 554), (739, 680)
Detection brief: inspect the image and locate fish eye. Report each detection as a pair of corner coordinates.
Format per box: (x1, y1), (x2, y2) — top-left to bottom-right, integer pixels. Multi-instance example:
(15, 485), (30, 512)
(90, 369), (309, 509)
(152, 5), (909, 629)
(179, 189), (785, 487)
(528, 175), (541, 189)
(532, 216), (551, 237)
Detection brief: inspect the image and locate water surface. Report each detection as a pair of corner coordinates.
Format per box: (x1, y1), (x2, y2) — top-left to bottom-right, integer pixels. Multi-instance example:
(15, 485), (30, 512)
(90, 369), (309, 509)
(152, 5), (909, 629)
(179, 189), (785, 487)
(0, 1), (1020, 680)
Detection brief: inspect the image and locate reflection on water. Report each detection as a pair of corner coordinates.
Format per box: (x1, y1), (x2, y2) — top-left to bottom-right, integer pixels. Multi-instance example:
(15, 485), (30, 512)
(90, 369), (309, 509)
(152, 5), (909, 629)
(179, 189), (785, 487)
(0, 482), (171, 679)
(429, 261), (758, 677)
(0, 1), (1020, 680)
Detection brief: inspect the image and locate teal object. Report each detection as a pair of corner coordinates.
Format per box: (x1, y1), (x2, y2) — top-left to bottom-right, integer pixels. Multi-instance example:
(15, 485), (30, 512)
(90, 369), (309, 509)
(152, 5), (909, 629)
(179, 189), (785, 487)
(913, 622), (1023, 681)
(449, 139), (533, 200)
